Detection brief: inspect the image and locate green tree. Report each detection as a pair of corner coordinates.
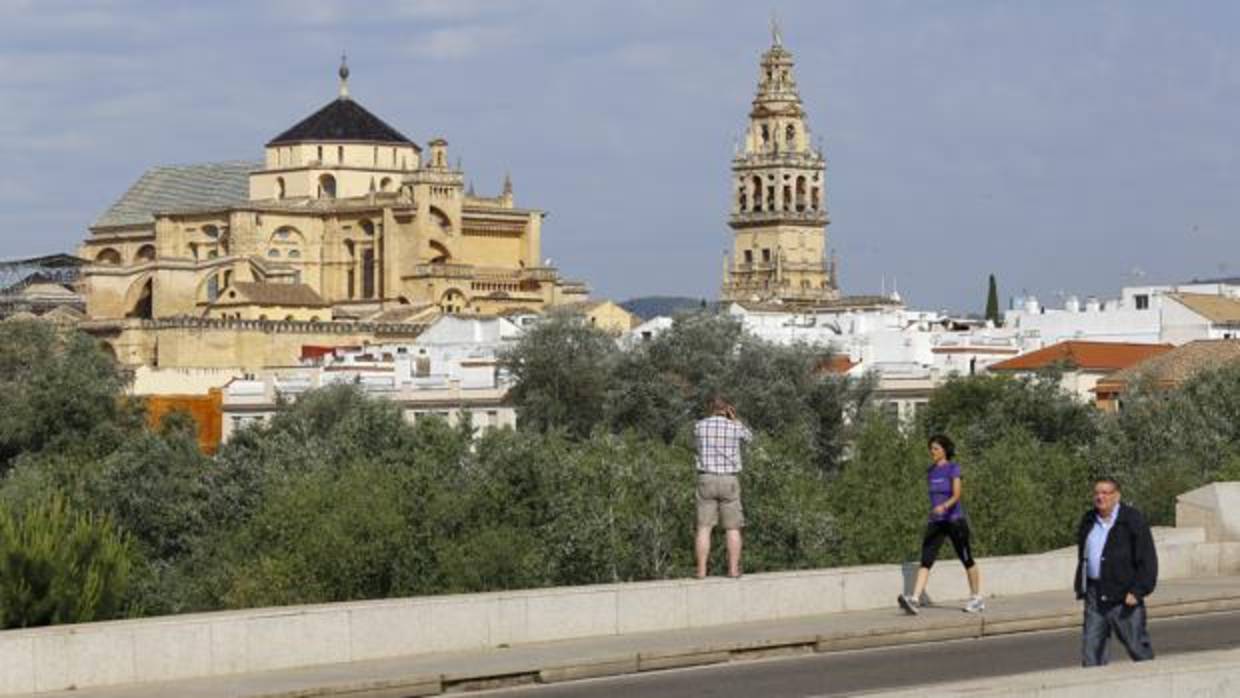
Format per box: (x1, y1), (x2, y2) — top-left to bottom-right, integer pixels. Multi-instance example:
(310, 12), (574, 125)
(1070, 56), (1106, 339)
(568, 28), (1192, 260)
(830, 414), (926, 565)
(0, 495), (133, 628)
(964, 427), (1091, 556)
(206, 461), (413, 609)
(985, 274), (1000, 326)
(501, 314), (620, 438)
(1089, 363), (1240, 524)
(922, 373), (1097, 451)
(740, 428), (841, 572)
(0, 322), (138, 473)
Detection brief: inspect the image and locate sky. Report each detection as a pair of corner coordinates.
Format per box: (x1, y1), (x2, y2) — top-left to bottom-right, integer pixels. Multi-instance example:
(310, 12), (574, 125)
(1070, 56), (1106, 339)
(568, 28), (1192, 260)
(1, 0), (1237, 313)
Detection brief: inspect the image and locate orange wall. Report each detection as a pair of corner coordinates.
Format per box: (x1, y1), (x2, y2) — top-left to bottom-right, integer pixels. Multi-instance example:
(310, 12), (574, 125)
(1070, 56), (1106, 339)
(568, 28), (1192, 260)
(145, 389), (223, 454)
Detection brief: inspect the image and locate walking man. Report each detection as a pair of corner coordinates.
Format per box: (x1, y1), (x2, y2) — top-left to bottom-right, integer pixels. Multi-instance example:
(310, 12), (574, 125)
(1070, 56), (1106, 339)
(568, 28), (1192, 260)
(1075, 477), (1158, 666)
(693, 396), (753, 579)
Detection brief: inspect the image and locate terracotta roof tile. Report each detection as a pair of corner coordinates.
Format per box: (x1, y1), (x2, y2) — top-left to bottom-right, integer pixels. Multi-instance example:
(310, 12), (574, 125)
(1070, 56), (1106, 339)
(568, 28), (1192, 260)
(989, 341), (1173, 372)
(1096, 339), (1240, 390)
(225, 282), (329, 308)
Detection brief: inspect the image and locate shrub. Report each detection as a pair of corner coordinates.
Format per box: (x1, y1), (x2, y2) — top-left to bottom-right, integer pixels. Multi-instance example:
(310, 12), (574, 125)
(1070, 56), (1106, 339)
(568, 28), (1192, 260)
(0, 495), (132, 628)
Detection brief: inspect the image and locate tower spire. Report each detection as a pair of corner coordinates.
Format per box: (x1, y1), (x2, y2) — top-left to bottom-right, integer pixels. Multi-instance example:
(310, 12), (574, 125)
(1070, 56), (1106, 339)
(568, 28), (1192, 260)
(721, 30), (837, 307)
(338, 53), (350, 99)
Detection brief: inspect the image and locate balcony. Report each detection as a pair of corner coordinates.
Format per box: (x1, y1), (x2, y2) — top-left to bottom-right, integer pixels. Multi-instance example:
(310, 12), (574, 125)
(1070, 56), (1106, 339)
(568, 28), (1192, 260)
(730, 209), (827, 226)
(733, 151), (824, 167)
(411, 263), (474, 279)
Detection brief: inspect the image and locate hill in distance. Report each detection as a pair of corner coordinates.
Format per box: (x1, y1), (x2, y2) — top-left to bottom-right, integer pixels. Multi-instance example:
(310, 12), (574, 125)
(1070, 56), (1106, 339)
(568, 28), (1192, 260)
(620, 296), (711, 321)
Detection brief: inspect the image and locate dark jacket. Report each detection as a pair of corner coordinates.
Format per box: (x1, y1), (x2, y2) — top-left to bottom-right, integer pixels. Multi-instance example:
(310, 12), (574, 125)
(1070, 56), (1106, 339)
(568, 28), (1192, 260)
(1074, 504), (1158, 604)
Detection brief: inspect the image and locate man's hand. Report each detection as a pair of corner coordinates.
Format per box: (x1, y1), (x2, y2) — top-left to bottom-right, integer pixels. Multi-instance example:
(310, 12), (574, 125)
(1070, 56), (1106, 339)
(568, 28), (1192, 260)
(1124, 592), (1139, 607)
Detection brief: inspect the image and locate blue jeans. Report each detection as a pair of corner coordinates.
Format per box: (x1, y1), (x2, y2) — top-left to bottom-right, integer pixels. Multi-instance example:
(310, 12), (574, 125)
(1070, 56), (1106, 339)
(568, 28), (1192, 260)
(1081, 584), (1154, 666)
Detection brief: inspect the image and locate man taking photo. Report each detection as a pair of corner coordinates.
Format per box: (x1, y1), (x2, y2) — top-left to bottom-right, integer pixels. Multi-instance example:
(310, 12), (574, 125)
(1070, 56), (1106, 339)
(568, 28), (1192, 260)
(693, 396), (752, 579)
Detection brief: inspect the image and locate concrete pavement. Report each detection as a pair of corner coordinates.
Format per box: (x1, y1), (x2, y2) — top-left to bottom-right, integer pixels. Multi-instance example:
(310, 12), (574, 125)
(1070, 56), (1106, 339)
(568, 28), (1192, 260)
(12, 575), (1240, 698)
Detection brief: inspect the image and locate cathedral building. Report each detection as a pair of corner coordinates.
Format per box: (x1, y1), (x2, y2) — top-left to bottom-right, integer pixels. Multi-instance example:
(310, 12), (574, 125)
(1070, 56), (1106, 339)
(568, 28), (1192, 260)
(79, 60), (588, 368)
(721, 28), (839, 306)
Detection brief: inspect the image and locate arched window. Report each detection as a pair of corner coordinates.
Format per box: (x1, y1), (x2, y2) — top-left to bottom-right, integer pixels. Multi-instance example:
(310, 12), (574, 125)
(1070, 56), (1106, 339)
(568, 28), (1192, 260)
(361, 247), (376, 299)
(318, 174), (336, 199)
(276, 177), (286, 199)
(761, 125), (770, 145)
(344, 239), (356, 298)
(268, 226), (303, 261)
(751, 176), (762, 212)
(811, 186), (820, 211)
(439, 289), (466, 314)
(429, 240), (451, 264)
(379, 177), (393, 192)
(429, 207), (451, 233)
(359, 219), (375, 236)
(127, 278), (153, 319)
(95, 248), (121, 265)
(202, 225), (219, 239)
(786, 124), (795, 144)
(135, 244), (156, 263)
(288, 249), (301, 259)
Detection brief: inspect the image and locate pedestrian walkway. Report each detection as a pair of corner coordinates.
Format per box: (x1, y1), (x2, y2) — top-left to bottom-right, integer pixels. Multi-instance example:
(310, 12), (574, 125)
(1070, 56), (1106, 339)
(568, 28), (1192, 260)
(15, 576), (1240, 698)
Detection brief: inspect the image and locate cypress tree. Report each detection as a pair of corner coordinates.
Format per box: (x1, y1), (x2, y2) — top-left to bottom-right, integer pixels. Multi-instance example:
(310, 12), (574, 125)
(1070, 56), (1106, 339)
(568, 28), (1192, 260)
(985, 274), (1000, 326)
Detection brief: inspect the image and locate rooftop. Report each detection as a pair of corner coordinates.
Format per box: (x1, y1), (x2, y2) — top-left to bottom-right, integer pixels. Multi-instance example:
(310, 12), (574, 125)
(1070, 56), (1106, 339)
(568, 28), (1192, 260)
(225, 282), (329, 308)
(1096, 339), (1240, 390)
(989, 340), (1174, 373)
(1168, 293), (1240, 325)
(93, 161), (258, 229)
(268, 97), (414, 147)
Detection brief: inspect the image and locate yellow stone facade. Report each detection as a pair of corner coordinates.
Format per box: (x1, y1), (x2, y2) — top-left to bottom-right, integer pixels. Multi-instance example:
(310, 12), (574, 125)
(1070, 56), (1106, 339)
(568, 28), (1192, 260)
(78, 61), (588, 367)
(721, 29), (839, 307)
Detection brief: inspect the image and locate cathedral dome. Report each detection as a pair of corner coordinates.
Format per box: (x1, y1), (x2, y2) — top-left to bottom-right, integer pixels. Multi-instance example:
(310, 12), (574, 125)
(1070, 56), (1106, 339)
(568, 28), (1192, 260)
(267, 98), (414, 147)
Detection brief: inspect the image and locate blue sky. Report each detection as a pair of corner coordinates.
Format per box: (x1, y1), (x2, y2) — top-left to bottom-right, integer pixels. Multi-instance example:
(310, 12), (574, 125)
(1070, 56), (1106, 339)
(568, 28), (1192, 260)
(1, 0), (1237, 312)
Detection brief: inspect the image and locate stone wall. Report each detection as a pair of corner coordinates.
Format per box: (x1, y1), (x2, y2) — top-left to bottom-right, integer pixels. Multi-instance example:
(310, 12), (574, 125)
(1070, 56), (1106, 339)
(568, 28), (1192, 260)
(2, 524), (1237, 695)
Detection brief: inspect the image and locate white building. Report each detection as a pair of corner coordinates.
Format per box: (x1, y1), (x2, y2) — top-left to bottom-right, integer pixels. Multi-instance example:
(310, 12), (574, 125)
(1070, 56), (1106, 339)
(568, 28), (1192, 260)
(220, 315), (522, 440)
(1003, 280), (1240, 348)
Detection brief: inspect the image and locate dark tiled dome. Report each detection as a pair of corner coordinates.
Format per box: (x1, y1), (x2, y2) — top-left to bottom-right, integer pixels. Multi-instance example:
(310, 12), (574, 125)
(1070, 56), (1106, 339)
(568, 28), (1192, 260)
(267, 98), (413, 146)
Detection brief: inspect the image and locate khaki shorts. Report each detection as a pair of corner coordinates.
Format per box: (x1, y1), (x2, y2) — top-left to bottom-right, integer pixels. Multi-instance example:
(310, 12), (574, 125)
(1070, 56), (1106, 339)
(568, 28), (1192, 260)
(696, 473), (744, 530)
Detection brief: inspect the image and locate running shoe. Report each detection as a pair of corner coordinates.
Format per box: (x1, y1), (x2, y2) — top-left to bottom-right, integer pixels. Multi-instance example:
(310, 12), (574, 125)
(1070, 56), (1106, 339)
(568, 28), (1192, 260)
(898, 594), (920, 615)
(963, 595), (985, 613)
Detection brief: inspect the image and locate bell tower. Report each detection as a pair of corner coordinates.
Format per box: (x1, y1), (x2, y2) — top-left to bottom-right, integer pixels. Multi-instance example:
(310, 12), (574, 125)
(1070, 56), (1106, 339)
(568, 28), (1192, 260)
(721, 24), (838, 305)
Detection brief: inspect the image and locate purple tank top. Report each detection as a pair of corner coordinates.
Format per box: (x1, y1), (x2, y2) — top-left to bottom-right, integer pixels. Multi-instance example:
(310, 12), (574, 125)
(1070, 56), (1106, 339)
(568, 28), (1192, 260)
(927, 461), (963, 522)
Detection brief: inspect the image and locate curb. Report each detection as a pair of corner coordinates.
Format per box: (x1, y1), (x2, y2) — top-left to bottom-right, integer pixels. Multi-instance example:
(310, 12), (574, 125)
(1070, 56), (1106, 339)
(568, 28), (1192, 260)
(177, 594), (1240, 698)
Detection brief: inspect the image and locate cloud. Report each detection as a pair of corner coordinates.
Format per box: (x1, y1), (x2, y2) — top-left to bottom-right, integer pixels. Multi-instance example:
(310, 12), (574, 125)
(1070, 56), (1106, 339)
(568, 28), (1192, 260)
(406, 24), (521, 61)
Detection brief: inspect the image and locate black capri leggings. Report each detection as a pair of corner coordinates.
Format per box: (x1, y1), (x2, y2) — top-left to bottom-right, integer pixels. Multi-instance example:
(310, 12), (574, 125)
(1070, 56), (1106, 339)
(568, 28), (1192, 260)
(920, 519), (975, 569)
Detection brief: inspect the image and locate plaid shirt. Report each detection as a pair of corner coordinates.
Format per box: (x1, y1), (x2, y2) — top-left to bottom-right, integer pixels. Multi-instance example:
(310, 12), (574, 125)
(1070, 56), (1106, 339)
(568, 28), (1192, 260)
(694, 415), (754, 474)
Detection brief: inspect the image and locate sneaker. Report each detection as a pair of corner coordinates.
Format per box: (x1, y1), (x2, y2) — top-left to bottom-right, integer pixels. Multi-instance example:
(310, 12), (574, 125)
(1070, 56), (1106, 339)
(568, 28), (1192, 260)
(898, 594), (920, 615)
(963, 595), (985, 613)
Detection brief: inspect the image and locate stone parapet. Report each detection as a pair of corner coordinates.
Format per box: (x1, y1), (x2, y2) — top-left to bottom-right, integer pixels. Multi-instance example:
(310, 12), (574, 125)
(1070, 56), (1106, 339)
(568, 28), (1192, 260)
(1, 527), (1236, 696)
(1177, 481), (1240, 542)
